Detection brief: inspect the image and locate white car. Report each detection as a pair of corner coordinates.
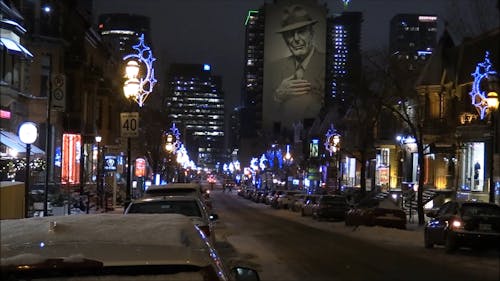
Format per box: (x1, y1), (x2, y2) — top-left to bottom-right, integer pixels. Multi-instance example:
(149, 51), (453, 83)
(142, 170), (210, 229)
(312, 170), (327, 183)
(124, 195), (218, 244)
(276, 190), (304, 209)
(144, 182), (212, 209)
(0, 214), (259, 281)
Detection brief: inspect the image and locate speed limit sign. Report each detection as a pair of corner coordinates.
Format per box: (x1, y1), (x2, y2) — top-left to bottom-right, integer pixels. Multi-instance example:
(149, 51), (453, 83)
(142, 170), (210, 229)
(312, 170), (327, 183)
(120, 112), (139, 137)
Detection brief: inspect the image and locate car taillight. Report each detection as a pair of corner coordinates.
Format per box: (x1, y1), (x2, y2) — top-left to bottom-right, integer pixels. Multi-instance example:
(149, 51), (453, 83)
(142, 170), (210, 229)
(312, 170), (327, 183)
(198, 225), (211, 238)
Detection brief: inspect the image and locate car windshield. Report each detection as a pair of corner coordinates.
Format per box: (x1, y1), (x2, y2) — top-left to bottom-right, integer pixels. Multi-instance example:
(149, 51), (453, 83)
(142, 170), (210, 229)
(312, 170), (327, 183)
(127, 201), (202, 217)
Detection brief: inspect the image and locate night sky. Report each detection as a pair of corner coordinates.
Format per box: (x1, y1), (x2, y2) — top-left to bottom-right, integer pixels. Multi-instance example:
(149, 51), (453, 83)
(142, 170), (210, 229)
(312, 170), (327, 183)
(92, 0), (499, 110)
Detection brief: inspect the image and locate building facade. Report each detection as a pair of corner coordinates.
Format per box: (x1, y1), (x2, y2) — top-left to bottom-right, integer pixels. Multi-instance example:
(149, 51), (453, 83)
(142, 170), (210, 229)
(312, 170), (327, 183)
(389, 14), (438, 71)
(164, 63), (225, 170)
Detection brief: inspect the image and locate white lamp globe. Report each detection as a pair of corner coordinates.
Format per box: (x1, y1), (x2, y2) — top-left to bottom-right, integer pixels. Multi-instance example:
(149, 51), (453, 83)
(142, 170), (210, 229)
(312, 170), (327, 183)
(18, 122), (38, 144)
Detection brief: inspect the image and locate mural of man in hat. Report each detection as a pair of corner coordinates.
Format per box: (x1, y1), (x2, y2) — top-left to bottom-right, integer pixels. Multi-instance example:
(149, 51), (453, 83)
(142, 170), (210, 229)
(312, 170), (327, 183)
(268, 3), (325, 128)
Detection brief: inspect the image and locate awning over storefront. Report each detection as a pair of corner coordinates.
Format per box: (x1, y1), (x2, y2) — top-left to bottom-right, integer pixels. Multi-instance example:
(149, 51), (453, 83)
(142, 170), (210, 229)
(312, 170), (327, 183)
(0, 37), (33, 59)
(0, 130), (44, 155)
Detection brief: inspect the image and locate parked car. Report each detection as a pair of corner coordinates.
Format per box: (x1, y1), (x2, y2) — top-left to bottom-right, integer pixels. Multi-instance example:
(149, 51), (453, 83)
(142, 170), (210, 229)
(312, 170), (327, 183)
(312, 195), (348, 221)
(424, 200), (500, 253)
(276, 190), (304, 209)
(290, 193), (308, 212)
(301, 194), (320, 217)
(252, 190), (266, 203)
(345, 198), (406, 229)
(143, 182), (212, 209)
(270, 190), (286, 208)
(0, 214), (260, 281)
(124, 195), (219, 244)
(264, 190), (277, 205)
(144, 182), (204, 198)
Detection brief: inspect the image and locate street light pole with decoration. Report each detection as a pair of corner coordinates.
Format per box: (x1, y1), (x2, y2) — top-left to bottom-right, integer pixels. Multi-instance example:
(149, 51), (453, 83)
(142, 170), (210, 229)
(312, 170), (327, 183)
(469, 51), (498, 203)
(122, 34), (157, 207)
(164, 123), (181, 183)
(325, 124), (341, 193)
(486, 91), (498, 203)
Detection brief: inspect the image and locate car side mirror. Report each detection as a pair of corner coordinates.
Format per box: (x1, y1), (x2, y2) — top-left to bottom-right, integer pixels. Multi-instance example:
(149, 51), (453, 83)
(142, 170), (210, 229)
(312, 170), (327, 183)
(209, 214), (219, 221)
(231, 266), (260, 281)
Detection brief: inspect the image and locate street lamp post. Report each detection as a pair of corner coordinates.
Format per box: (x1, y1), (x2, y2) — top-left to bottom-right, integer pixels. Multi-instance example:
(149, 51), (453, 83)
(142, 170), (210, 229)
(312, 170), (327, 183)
(325, 125), (341, 193)
(19, 122), (38, 218)
(332, 135), (341, 191)
(122, 33), (156, 207)
(284, 145), (293, 189)
(95, 135), (102, 210)
(486, 91), (499, 203)
(165, 133), (175, 183)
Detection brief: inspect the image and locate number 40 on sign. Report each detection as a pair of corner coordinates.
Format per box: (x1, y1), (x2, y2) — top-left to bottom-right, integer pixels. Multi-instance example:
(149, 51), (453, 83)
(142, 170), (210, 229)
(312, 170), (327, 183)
(120, 112), (139, 138)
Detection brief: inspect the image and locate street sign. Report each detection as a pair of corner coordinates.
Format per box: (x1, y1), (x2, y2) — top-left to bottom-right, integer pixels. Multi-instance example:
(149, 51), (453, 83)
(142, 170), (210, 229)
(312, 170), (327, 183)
(51, 74), (66, 111)
(120, 112), (139, 138)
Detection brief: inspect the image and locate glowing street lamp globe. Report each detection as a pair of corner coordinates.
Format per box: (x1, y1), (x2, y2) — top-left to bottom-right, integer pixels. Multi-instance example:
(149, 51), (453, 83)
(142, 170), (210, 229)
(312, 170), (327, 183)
(123, 78), (140, 99)
(125, 60), (140, 79)
(487, 91), (499, 111)
(18, 122), (38, 144)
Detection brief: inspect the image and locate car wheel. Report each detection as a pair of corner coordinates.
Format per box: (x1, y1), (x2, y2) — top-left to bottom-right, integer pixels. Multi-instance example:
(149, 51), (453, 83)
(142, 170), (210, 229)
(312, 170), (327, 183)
(423, 231), (433, 249)
(445, 233), (457, 254)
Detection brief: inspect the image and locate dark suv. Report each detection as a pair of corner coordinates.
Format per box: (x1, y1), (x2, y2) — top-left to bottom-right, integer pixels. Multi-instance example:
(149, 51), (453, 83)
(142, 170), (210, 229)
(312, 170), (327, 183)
(312, 195), (348, 221)
(424, 200), (500, 253)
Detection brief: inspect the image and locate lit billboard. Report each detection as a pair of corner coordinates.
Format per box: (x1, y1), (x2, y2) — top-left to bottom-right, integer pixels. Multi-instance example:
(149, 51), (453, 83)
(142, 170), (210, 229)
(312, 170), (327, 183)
(263, 0), (326, 131)
(61, 133), (81, 185)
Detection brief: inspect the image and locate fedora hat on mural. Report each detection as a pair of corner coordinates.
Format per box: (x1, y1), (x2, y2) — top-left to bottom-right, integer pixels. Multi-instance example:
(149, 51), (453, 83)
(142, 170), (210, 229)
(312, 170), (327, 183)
(276, 4), (318, 33)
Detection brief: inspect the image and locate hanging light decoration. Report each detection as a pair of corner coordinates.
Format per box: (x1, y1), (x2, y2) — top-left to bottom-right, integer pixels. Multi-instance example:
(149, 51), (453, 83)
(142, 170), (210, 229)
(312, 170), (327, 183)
(122, 34), (157, 107)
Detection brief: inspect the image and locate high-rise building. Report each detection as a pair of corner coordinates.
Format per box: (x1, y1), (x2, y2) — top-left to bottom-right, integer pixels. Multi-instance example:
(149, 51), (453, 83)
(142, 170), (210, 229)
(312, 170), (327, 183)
(389, 14), (438, 70)
(326, 11), (362, 107)
(241, 9), (265, 136)
(97, 13), (151, 57)
(164, 64), (225, 170)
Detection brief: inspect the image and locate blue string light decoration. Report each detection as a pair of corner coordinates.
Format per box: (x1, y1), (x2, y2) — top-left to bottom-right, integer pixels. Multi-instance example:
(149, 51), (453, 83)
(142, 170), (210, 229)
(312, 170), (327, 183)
(123, 34), (157, 107)
(470, 51), (497, 120)
(168, 123), (181, 152)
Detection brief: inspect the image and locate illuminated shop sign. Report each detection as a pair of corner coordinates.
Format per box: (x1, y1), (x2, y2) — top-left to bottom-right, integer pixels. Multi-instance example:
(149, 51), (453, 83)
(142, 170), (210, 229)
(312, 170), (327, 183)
(61, 133), (81, 185)
(0, 110), (11, 119)
(418, 16), (437, 22)
(135, 158), (146, 177)
(104, 154), (117, 172)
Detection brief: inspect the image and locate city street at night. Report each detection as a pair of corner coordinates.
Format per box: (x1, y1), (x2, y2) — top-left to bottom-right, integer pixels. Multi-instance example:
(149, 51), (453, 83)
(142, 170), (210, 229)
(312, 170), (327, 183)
(1, 1), (499, 280)
(210, 188), (500, 281)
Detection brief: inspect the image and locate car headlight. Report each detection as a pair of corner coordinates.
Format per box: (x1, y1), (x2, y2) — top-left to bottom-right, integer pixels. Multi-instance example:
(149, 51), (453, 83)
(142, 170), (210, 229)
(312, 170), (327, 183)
(450, 219), (463, 229)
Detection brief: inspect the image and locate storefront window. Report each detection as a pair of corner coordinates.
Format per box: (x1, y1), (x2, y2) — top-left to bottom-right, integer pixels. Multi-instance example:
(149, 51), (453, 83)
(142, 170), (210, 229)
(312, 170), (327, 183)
(459, 142), (485, 191)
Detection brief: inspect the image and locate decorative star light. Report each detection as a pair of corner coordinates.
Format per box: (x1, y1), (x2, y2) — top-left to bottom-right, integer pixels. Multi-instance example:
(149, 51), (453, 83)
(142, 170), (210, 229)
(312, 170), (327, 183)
(469, 51), (497, 120)
(168, 123), (181, 152)
(324, 124), (340, 156)
(123, 34), (157, 107)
